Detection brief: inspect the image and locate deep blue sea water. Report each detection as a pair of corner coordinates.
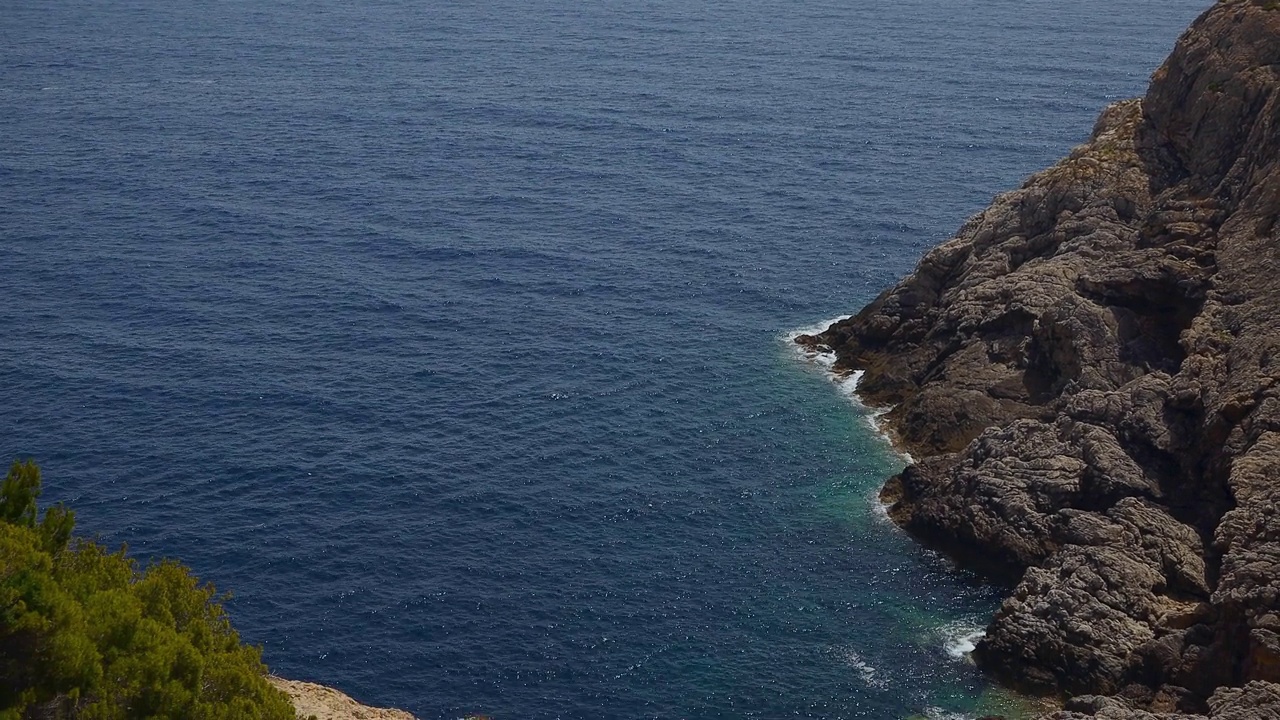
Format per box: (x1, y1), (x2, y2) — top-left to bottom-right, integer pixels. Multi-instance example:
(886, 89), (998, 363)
(3, 1), (1209, 717)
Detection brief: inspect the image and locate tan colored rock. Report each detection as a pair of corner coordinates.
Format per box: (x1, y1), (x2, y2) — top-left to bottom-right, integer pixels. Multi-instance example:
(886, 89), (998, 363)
(268, 677), (416, 720)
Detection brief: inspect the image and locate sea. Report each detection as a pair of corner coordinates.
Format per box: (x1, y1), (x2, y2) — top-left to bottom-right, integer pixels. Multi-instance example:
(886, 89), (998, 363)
(1, 1), (1209, 718)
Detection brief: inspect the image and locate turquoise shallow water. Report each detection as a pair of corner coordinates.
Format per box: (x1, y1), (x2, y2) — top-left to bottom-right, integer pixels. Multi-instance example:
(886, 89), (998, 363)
(2, 1), (1208, 717)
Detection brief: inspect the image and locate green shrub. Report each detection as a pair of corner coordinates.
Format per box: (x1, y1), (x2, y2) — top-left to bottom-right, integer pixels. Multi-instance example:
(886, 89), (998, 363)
(0, 461), (295, 720)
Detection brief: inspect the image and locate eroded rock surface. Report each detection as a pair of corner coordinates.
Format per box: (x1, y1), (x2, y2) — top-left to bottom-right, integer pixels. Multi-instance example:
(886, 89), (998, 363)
(269, 677), (417, 720)
(798, 2), (1280, 716)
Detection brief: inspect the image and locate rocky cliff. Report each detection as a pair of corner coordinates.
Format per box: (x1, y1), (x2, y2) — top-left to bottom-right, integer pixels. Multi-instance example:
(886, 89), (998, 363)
(797, 2), (1280, 717)
(270, 677), (417, 720)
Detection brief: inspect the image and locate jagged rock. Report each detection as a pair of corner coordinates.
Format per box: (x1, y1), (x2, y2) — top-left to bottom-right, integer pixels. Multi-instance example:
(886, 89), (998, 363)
(799, 1), (1280, 714)
(1041, 681), (1280, 720)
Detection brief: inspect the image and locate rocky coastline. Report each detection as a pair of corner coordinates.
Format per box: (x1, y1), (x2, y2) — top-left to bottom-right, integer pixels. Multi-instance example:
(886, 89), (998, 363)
(270, 677), (417, 720)
(797, 2), (1280, 717)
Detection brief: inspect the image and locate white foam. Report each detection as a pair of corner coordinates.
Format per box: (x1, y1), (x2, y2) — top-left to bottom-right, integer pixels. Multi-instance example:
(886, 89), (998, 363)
(831, 646), (889, 690)
(869, 487), (893, 525)
(921, 707), (977, 720)
(784, 318), (909, 464)
(938, 620), (986, 661)
(784, 315), (853, 345)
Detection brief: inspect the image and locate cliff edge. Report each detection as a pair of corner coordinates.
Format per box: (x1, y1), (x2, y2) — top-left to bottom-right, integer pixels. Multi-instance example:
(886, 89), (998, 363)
(798, 1), (1280, 716)
(270, 677), (417, 720)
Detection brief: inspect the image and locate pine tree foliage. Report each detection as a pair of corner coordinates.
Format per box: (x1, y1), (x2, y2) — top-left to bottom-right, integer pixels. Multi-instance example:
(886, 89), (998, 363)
(0, 461), (296, 720)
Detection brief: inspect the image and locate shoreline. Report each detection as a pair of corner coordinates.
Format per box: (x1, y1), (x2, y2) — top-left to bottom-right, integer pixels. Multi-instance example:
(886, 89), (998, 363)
(269, 677), (417, 720)
(788, 323), (915, 465)
(794, 2), (1280, 716)
(785, 324), (1056, 720)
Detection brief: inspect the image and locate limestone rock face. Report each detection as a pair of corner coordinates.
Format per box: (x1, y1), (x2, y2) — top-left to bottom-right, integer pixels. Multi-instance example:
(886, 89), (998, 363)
(798, 1), (1280, 716)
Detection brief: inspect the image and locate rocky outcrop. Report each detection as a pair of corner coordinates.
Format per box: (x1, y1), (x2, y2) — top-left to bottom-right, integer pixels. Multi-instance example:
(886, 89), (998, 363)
(798, 1), (1280, 716)
(1043, 681), (1280, 720)
(270, 677), (417, 720)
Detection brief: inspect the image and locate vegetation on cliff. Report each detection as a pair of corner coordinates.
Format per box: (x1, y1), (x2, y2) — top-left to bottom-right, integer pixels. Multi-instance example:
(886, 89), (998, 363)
(0, 460), (295, 720)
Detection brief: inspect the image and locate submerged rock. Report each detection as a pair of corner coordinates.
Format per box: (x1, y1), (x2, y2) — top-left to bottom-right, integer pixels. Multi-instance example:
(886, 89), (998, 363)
(801, 1), (1280, 715)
